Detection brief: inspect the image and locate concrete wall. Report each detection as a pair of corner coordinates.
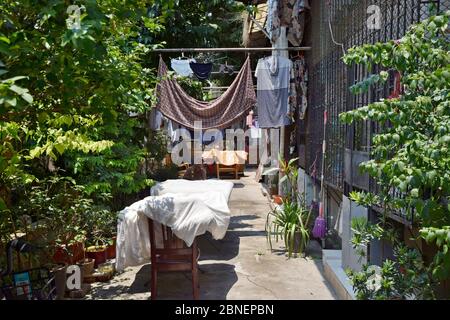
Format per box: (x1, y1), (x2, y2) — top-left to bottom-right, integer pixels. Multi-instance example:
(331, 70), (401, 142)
(298, 169), (342, 249)
(341, 195), (368, 272)
(297, 168), (316, 207)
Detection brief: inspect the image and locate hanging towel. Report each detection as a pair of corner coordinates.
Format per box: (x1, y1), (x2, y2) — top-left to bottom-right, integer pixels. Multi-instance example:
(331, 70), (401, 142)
(171, 58), (196, 77)
(156, 57), (256, 130)
(190, 62), (213, 81)
(255, 56), (294, 128)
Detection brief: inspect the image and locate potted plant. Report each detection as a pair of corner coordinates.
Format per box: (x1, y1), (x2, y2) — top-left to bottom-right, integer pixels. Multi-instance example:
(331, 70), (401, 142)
(264, 155), (312, 258)
(77, 256), (95, 283)
(102, 211), (118, 260)
(272, 195), (284, 205)
(266, 198), (312, 258)
(83, 207), (117, 265)
(85, 245), (108, 268)
(53, 233), (86, 265)
(106, 236), (117, 260)
(19, 176), (89, 265)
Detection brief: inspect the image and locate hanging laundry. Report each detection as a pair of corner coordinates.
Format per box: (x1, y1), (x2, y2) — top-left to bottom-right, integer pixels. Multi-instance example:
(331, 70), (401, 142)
(250, 120), (261, 139)
(289, 60), (297, 122)
(255, 55), (295, 128)
(279, 0), (296, 26)
(266, 0), (281, 44)
(246, 110), (254, 128)
(168, 120), (183, 144)
(293, 56), (308, 119)
(190, 62), (213, 81)
(289, 126), (297, 155)
(149, 108), (163, 130)
(219, 64), (235, 75)
(287, 0), (310, 46)
(156, 57), (256, 130)
(171, 58), (196, 77)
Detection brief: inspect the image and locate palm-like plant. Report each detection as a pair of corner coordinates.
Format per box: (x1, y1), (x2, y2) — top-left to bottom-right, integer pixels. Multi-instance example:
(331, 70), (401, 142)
(264, 154), (312, 258)
(266, 199), (312, 258)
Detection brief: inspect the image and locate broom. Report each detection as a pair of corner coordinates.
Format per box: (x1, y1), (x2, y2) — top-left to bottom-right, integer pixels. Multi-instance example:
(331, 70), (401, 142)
(312, 110), (328, 239)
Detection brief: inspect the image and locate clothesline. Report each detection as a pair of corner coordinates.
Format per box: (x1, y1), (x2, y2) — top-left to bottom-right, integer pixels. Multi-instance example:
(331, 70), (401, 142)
(202, 86), (257, 90)
(151, 47), (311, 53)
(156, 56), (257, 130)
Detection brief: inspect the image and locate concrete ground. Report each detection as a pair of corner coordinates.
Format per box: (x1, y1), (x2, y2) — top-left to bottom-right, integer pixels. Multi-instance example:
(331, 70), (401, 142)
(86, 170), (337, 300)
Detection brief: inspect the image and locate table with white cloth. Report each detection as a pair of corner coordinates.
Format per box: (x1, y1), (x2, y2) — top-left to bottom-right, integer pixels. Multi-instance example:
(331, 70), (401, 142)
(202, 149), (248, 179)
(116, 179), (234, 271)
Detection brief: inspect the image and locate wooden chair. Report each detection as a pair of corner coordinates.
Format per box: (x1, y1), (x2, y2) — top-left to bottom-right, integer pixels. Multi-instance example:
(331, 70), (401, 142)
(148, 219), (199, 300)
(216, 163), (239, 179)
(177, 163), (190, 178)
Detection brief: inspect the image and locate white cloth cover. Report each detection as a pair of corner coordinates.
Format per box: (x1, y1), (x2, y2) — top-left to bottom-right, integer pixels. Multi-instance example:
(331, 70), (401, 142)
(150, 179), (234, 199)
(116, 180), (234, 271)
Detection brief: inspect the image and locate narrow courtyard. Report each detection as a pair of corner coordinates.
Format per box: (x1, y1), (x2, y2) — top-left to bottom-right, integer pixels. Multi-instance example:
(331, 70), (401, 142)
(87, 170), (337, 300)
(1, 1), (449, 305)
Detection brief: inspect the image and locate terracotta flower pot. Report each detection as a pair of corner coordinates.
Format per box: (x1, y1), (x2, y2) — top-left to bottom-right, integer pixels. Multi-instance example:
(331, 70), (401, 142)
(86, 246), (107, 268)
(53, 241), (85, 265)
(77, 258), (95, 282)
(106, 238), (117, 259)
(272, 195), (284, 205)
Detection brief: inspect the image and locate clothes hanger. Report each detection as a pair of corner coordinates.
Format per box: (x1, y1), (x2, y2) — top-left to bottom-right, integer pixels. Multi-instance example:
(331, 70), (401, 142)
(291, 51), (304, 60)
(178, 51), (189, 60)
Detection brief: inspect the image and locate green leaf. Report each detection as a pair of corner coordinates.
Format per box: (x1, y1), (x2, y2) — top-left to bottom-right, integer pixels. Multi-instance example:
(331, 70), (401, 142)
(263, 167), (280, 176)
(4, 76), (27, 82)
(0, 42), (12, 55)
(0, 197), (7, 211)
(279, 175), (288, 185)
(54, 143), (65, 155)
(5, 98), (17, 106)
(0, 36), (10, 44)
(29, 147), (42, 159)
(8, 84), (33, 104)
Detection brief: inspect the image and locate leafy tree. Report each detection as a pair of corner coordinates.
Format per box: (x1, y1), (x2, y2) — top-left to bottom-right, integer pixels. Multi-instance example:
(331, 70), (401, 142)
(146, 0), (245, 48)
(0, 0), (167, 249)
(340, 11), (450, 298)
(0, 0), (248, 268)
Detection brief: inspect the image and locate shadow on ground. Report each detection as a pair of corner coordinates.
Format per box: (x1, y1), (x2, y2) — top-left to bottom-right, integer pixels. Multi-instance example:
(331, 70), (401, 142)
(198, 215), (266, 262)
(87, 263), (238, 300)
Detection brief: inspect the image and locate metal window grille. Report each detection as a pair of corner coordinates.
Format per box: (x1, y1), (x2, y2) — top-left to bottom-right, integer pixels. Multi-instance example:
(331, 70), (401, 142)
(305, 0), (450, 193)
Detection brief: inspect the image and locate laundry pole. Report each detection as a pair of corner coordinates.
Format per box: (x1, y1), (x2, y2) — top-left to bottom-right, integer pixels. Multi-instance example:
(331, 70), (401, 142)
(274, 27), (288, 195)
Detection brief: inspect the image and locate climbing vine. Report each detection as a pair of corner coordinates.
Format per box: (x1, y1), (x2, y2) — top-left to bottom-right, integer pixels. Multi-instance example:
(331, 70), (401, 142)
(340, 11), (450, 298)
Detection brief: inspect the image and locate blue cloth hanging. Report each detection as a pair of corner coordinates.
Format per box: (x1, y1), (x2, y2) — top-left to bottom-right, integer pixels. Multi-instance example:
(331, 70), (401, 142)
(189, 62), (213, 81)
